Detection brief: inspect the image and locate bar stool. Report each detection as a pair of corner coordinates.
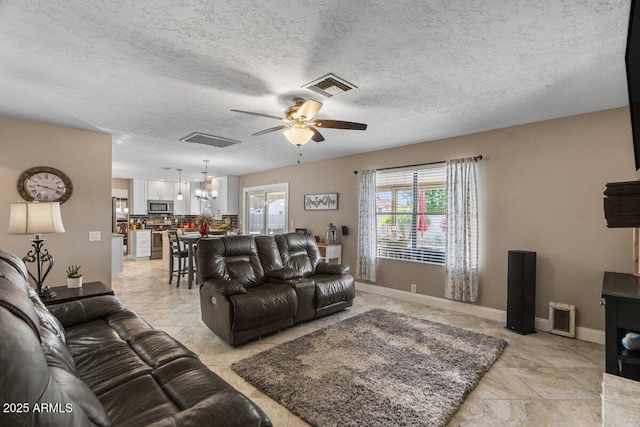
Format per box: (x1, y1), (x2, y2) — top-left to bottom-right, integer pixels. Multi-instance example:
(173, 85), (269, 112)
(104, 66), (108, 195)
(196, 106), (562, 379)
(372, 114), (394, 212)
(168, 230), (189, 287)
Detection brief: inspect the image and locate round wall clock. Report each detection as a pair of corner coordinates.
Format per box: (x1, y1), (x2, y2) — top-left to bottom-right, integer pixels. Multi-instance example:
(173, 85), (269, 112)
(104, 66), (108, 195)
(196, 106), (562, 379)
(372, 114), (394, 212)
(17, 166), (73, 204)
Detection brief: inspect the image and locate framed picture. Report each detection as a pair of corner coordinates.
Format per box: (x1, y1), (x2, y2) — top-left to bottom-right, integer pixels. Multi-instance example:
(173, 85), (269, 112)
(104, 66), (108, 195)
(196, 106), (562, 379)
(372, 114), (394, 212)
(304, 193), (338, 211)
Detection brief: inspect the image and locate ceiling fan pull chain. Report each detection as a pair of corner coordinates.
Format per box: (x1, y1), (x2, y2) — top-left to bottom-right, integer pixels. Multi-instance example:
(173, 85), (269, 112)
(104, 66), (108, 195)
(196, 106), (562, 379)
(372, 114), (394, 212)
(297, 144), (303, 164)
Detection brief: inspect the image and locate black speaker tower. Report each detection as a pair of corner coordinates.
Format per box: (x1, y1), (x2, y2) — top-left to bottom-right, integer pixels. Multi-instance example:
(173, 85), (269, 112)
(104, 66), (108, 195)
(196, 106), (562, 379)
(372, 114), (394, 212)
(506, 250), (536, 335)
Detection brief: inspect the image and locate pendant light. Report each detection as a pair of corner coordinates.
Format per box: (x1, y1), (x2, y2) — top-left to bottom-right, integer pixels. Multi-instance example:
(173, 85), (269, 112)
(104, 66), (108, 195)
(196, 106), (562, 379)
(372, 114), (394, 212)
(176, 168), (183, 201)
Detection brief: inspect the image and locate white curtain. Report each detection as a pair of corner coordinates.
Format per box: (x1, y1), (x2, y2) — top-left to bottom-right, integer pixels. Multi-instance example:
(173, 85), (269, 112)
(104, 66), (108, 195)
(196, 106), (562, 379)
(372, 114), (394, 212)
(445, 158), (478, 302)
(356, 169), (377, 282)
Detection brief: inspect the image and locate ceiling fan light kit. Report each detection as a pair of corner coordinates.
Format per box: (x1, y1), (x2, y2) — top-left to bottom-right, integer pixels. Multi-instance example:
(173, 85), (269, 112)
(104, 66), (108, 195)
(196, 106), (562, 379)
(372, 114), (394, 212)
(284, 126), (314, 145)
(231, 97), (367, 146)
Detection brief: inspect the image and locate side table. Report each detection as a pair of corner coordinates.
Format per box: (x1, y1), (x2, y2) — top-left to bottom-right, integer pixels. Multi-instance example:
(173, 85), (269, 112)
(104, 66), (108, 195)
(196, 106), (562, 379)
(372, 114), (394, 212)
(42, 281), (114, 306)
(317, 243), (342, 264)
(602, 271), (640, 381)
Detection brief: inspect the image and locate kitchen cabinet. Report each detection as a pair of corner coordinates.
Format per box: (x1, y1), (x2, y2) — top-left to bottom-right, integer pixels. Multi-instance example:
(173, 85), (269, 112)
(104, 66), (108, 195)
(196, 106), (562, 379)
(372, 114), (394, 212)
(210, 175), (239, 216)
(130, 179), (147, 215)
(147, 180), (173, 201)
(129, 230), (151, 259)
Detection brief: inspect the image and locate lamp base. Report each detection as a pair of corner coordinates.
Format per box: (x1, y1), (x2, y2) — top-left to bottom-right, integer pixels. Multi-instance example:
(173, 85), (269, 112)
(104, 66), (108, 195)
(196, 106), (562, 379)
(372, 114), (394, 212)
(38, 286), (57, 299)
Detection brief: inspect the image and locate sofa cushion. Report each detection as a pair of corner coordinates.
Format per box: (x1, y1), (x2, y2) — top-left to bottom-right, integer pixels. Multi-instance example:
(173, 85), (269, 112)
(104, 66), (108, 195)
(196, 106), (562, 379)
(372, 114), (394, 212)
(316, 262), (350, 275)
(48, 295), (125, 328)
(204, 278), (247, 296)
(275, 233), (322, 277)
(255, 235), (284, 273)
(40, 326), (77, 373)
(198, 237), (266, 288)
(32, 296), (67, 343)
(314, 274), (356, 309)
(98, 374), (179, 426)
(153, 357), (236, 409)
(73, 339), (153, 395)
(0, 284), (109, 427)
(230, 282), (297, 331)
(127, 329), (198, 368)
(107, 309), (154, 338)
(49, 366), (110, 427)
(266, 267), (304, 281)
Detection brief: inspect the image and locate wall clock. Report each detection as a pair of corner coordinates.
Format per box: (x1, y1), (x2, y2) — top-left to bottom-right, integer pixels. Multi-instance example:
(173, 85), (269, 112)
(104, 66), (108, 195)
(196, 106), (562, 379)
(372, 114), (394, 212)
(17, 166), (73, 204)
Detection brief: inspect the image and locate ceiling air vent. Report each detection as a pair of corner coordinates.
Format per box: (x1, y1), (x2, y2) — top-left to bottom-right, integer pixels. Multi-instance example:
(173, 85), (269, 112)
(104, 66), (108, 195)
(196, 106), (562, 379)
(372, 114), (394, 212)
(303, 73), (357, 97)
(180, 132), (240, 148)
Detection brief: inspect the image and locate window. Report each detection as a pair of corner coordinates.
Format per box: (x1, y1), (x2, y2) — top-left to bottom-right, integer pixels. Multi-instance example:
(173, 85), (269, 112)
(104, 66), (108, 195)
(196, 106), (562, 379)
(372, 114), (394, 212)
(376, 165), (446, 264)
(243, 183), (289, 235)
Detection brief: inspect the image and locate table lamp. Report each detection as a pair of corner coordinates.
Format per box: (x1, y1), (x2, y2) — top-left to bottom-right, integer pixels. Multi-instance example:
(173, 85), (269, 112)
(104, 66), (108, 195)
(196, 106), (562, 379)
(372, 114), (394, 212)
(8, 201), (65, 298)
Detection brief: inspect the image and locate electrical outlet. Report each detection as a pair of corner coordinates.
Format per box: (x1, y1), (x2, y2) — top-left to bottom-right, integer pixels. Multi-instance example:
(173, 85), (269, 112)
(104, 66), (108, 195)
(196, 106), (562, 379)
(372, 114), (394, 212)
(410, 284), (417, 293)
(89, 231), (101, 241)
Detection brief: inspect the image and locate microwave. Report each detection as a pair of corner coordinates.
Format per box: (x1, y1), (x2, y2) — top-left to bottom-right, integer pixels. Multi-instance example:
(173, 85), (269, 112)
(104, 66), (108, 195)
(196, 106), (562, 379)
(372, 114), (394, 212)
(147, 200), (174, 214)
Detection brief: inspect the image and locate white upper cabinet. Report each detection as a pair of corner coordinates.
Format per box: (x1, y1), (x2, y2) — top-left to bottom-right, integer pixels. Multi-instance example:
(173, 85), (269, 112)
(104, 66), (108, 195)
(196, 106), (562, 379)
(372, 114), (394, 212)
(147, 180), (174, 201)
(130, 179), (147, 215)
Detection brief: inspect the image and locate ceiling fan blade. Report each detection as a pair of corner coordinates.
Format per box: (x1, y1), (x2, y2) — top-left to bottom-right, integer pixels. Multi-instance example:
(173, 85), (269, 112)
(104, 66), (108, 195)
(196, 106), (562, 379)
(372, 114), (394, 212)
(230, 109), (285, 121)
(252, 125), (288, 136)
(310, 127), (325, 142)
(292, 100), (323, 120)
(312, 119), (367, 130)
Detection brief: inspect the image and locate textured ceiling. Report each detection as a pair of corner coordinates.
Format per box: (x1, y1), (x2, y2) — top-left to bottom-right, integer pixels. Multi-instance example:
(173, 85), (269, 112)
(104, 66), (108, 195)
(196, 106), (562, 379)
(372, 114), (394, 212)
(0, 0), (631, 181)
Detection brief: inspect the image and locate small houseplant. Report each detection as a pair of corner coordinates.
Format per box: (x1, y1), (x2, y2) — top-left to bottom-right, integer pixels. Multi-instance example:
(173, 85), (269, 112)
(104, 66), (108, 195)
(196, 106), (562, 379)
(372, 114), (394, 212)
(194, 214), (215, 236)
(66, 265), (82, 288)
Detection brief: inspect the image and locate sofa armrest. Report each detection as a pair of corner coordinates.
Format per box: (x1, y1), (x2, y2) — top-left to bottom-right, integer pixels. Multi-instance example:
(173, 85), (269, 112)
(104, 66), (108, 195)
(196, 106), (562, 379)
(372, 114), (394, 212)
(266, 267), (304, 281)
(48, 295), (124, 328)
(203, 279), (247, 296)
(316, 262), (350, 275)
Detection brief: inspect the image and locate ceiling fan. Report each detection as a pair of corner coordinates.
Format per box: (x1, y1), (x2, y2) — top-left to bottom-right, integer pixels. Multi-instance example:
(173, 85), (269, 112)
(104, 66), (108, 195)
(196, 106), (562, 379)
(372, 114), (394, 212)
(231, 98), (367, 146)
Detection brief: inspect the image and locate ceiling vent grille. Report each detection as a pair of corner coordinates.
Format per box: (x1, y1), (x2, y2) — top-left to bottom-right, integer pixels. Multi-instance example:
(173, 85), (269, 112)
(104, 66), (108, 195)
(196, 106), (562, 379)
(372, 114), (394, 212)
(180, 132), (240, 148)
(303, 73), (357, 97)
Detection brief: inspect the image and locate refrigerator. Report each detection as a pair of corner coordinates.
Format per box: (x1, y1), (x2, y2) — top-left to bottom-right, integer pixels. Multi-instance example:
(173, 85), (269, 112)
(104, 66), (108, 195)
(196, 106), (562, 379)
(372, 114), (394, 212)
(112, 197), (129, 253)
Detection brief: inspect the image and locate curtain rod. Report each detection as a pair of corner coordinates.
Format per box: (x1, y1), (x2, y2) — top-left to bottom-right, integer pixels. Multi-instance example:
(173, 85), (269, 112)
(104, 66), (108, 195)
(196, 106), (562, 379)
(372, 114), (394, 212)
(353, 155), (483, 174)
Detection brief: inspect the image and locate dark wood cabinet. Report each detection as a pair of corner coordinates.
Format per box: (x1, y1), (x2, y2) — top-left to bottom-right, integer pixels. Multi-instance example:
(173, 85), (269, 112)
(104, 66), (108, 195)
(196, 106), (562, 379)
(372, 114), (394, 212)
(602, 272), (640, 381)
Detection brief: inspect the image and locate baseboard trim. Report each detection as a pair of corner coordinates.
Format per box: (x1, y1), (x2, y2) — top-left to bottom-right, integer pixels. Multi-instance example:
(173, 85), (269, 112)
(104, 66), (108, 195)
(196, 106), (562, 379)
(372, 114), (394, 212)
(355, 282), (604, 345)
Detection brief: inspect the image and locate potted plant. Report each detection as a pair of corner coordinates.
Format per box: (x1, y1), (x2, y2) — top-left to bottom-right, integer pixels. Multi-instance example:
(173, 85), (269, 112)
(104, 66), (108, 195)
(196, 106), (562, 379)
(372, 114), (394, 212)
(194, 214), (215, 236)
(66, 265), (82, 288)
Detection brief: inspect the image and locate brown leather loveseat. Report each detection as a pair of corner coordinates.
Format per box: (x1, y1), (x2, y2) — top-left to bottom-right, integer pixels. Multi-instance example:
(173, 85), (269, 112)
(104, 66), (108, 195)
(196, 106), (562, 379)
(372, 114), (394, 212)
(0, 250), (271, 427)
(197, 233), (355, 346)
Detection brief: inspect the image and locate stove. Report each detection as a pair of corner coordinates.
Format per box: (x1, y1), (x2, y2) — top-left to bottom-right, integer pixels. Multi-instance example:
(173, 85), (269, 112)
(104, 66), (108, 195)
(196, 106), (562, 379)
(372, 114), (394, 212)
(145, 220), (172, 259)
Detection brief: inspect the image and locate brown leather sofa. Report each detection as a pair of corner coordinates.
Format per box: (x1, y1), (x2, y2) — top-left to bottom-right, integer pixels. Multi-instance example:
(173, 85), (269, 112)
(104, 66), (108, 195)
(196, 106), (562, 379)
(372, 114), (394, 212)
(0, 250), (272, 427)
(197, 233), (355, 346)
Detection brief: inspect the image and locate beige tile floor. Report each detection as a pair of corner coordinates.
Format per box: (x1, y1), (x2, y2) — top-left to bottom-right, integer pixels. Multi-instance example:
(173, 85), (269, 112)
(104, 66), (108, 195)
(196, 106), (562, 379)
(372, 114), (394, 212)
(112, 259), (605, 426)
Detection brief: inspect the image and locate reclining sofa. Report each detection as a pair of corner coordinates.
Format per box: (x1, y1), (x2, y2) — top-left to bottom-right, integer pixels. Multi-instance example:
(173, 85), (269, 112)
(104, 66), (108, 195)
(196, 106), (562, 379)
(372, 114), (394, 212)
(197, 233), (355, 346)
(0, 250), (271, 427)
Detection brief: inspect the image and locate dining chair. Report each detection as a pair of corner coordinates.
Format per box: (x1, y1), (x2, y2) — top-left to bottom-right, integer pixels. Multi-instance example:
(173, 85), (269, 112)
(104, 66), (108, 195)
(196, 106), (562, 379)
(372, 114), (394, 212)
(168, 230), (189, 287)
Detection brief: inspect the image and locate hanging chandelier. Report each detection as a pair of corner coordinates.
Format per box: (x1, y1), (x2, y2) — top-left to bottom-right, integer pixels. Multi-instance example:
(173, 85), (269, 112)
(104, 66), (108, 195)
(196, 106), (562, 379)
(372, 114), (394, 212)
(195, 160), (218, 200)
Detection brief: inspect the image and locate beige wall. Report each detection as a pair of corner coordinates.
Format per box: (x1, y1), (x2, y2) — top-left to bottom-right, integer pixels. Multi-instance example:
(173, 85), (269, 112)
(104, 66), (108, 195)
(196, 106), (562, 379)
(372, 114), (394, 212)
(112, 178), (130, 192)
(0, 116), (113, 287)
(241, 108), (635, 330)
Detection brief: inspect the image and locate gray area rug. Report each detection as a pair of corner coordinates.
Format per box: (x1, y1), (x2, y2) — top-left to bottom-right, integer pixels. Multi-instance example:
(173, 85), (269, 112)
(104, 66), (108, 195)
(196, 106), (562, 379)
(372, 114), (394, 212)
(231, 309), (508, 427)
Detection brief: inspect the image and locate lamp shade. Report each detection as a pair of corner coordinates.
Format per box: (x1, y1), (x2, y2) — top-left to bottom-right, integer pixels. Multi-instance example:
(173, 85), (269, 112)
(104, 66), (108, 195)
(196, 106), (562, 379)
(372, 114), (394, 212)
(284, 126), (313, 145)
(8, 202), (65, 235)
